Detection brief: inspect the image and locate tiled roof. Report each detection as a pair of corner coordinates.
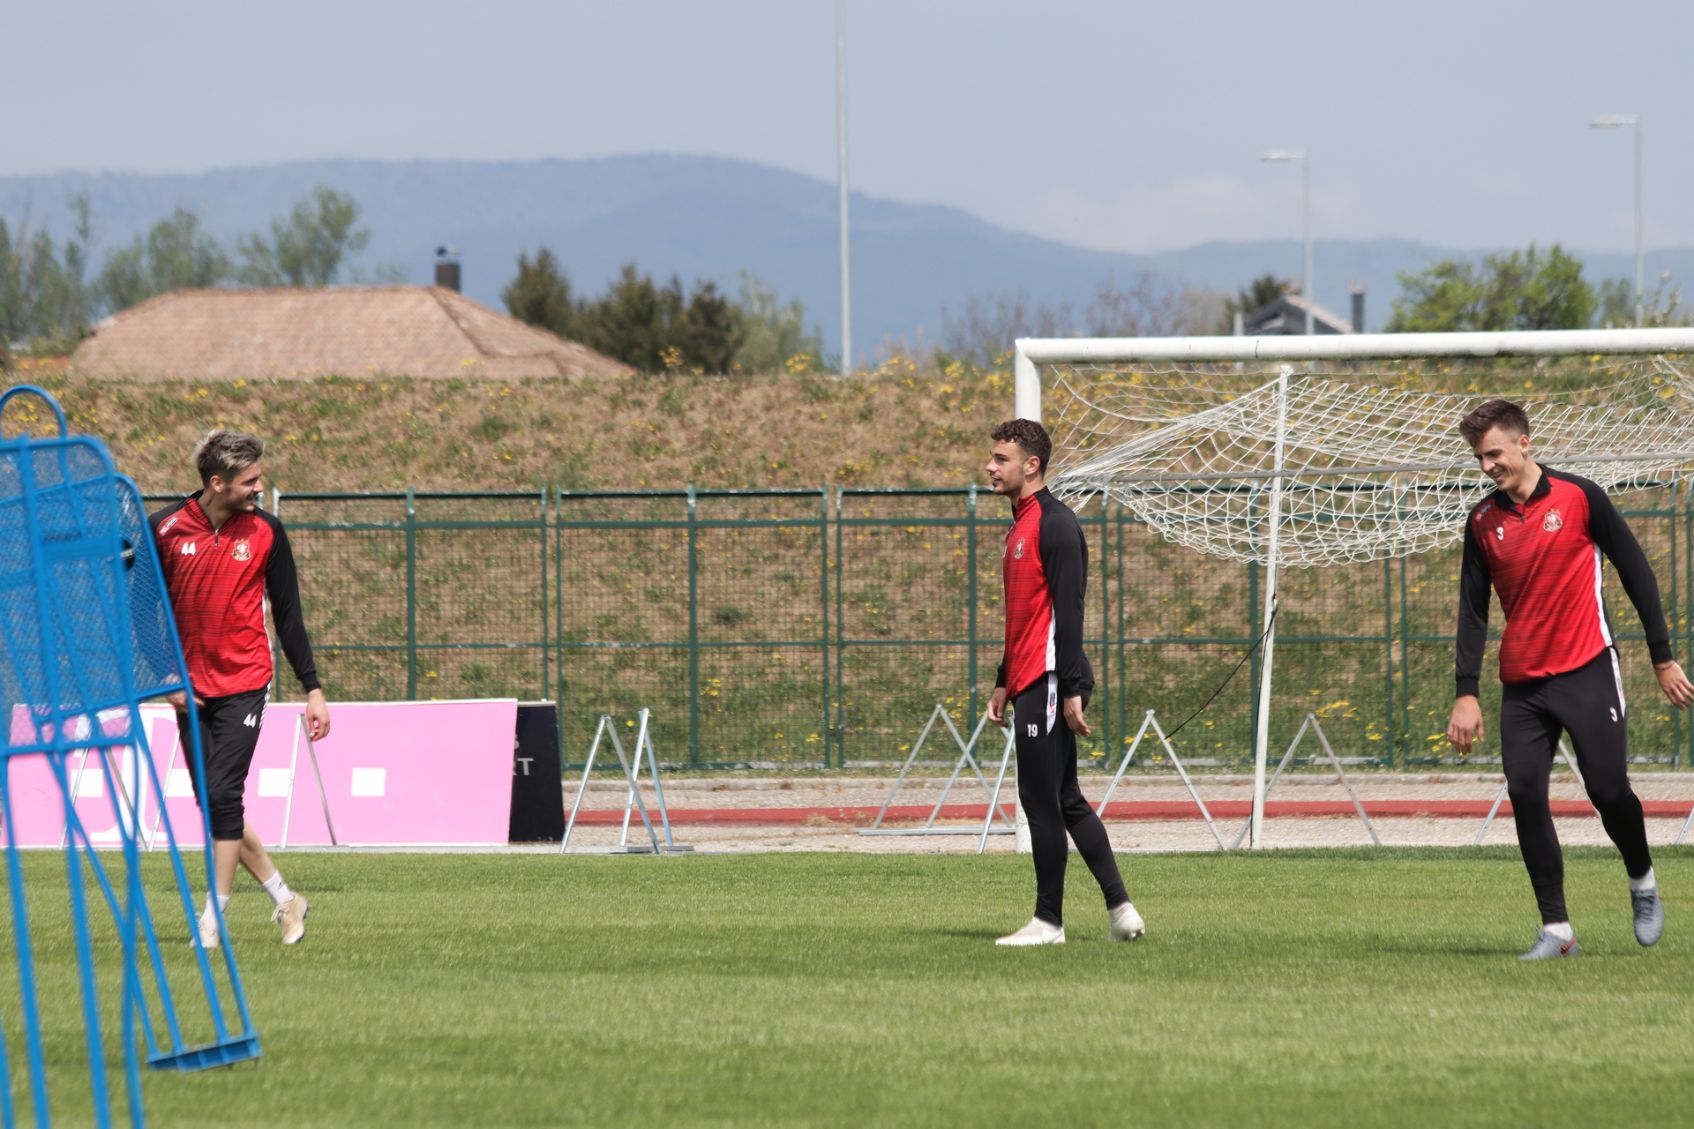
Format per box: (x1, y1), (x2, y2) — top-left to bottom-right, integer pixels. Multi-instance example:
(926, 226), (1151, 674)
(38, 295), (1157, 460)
(1243, 294), (1355, 336)
(71, 287), (631, 379)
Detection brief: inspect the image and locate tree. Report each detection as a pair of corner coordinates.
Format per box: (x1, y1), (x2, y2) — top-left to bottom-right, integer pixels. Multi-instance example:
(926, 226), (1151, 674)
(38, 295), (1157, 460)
(1596, 274), (1691, 328)
(0, 218), (22, 345)
(504, 255), (765, 373)
(731, 273), (825, 373)
(502, 248), (580, 340)
(672, 280), (744, 373)
(0, 194), (98, 352)
(145, 207), (231, 290)
(573, 264), (747, 373)
(94, 207), (231, 314)
(236, 186), (371, 287)
(91, 241), (151, 314)
(941, 272), (1223, 367)
(1387, 244), (1595, 332)
(1219, 273), (1288, 332)
(575, 264), (673, 370)
(1084, 272), (1223, 338)
(1384, 259), (1481, 333)
(30, 194), (94, 349)
(1479, 245), (1593, 330)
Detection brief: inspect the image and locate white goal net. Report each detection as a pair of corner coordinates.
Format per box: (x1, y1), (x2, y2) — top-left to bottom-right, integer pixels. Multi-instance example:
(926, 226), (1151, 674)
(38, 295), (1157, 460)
(1025, 335), (1694, 569)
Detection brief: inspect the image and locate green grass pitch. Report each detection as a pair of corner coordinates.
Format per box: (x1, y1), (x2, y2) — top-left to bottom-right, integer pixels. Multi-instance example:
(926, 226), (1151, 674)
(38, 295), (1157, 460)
(5, 847), (1693, 1127)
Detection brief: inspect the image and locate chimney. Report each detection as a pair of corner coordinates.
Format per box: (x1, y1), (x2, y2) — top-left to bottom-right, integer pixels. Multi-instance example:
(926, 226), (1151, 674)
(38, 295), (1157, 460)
(1349, 282), (1366, 334)
(434, 246), (461, 293)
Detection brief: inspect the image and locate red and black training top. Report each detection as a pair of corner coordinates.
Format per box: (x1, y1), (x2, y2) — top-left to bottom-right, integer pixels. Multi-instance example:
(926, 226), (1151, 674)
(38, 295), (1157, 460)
(1456, 465), (1673, 696)
(995, 487), (1094, 701)
(150, 494), (320, 700)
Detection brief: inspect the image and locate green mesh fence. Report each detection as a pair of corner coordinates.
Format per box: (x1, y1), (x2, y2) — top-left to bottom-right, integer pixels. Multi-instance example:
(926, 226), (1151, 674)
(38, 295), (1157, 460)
(140, 485), (1694, 769)
(832, 489), (997, 766)
(555, 490), (831, 767)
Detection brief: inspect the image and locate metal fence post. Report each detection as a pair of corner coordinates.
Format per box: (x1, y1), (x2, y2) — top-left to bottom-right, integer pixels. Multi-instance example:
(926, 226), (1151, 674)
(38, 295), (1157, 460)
(1382, 555), (1396, 767)
(538, 487), (550, 700)
(405, 487), (418, 700)
(1115, 501), (1129, 768)
(966, 483), (978, 727)
(833, 487), (847, 765)
(1398, 554), (1413, 768)
(1094, 503), (1111, 755)
(818, 486), (832, 767)
(1675, 477), (1689, 767)
(553, 489), (567, 749)
(1246, 558), (1261, 756)
(686, 485), (700, 765)
(270, 487), (284, 698)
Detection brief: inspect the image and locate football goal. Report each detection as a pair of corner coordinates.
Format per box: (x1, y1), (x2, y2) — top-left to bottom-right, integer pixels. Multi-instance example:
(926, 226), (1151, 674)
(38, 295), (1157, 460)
(1014, 327), (1694, 847)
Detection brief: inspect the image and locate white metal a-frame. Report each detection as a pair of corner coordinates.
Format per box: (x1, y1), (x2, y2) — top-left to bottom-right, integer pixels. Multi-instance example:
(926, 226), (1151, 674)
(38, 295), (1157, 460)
(1095, 709), (1226, 849)
(859, 704), (1016, 852)
(561, 708), (689, 854)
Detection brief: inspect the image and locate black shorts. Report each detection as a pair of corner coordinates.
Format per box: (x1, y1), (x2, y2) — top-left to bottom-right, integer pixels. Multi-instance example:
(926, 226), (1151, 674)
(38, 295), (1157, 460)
(186, 687), (268, 841)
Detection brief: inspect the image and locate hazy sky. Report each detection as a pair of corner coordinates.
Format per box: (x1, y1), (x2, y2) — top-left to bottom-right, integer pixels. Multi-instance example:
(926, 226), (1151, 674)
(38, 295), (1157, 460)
(6, 0), (1691, 253)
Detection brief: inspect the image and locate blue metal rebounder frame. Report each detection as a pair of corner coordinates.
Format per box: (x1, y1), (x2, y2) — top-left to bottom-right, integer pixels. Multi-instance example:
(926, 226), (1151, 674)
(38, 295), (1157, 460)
(0, 386), (261, 1128)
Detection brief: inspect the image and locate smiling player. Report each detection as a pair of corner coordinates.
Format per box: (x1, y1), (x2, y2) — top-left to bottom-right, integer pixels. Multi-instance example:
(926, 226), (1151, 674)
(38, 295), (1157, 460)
(1448, 400), (1694, 959)
(152, 429), (330, 948)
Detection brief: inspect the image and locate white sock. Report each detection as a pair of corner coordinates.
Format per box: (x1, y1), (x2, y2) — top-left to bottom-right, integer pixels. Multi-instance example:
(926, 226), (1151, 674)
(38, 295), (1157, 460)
(200, 892), (231, 928)
(1629, 868), (1657, 894)
(260, 871), (294, 908)
(1544, 921), (1574, 941)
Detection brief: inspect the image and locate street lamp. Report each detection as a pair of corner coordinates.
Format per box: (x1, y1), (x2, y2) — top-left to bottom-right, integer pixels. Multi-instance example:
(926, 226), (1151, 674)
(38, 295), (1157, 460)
(1262, 150), (1312, 335)
(1589, 114), (1643, 325)
(835, 0), (852, 373)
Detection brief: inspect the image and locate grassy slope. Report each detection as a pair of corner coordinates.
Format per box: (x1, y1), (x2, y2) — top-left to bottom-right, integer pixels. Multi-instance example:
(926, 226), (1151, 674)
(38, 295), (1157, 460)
(11, 351), (1682, 496)
(9, 849), (1693, 1127)
(12, 357), (1011, 495)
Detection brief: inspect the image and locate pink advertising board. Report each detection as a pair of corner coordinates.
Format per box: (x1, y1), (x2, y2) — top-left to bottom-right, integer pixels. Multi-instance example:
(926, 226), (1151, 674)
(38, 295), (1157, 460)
(4, 699), (518, 848)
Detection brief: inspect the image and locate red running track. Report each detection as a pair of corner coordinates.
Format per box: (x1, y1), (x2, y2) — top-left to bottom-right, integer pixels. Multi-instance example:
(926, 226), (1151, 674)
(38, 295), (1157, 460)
(572, 798), (1694, 826)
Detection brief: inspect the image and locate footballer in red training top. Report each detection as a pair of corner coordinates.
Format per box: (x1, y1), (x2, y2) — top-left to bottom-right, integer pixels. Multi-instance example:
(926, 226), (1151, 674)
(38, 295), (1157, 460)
(1447, 400), (1694, 960)
(152, 429), (330, 949)
(983, 418), (1144, 947)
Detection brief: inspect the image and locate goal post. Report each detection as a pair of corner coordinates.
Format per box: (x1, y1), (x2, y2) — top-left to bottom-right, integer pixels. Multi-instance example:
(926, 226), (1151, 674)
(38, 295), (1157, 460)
(1013, 327), (1694, 848)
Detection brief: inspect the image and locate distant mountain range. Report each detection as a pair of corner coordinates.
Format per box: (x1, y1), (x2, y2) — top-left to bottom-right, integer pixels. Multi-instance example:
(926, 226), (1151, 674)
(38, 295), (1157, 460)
(4, 155), (1690, 355)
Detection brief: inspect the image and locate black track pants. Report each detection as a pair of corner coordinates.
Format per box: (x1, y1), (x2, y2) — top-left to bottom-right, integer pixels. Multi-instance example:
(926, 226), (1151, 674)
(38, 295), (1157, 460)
(1012, 675), (1128, 926)
(1501, 648), (1651, 925)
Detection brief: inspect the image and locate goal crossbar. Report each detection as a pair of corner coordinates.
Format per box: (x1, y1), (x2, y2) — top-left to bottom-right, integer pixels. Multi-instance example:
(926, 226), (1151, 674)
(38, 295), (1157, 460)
(1014, 327), (1694, 419)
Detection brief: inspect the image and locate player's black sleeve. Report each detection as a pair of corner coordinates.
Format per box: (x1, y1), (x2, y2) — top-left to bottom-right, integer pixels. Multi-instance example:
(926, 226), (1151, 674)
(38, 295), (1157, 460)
(1038, 494), (1094, 701)
(262, 515), (322, 693)
(1577, 475), (1675, 665)
(1454, 519), (1492, 698)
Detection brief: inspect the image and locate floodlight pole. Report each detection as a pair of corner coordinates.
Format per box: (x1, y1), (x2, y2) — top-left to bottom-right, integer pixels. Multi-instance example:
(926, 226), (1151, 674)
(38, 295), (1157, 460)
(1589, 114), (1644, 325)
(1249, 366), (1292, 849)
(1261, 150), (1312, 335)
(835, 0), (853, 374)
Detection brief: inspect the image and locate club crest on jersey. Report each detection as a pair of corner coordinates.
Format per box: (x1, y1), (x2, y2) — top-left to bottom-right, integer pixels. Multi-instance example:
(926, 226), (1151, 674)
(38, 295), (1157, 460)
(1542, 508), (1563, 532)
(1013, 537), (1025, 560)
(232, 538), (251, 562)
